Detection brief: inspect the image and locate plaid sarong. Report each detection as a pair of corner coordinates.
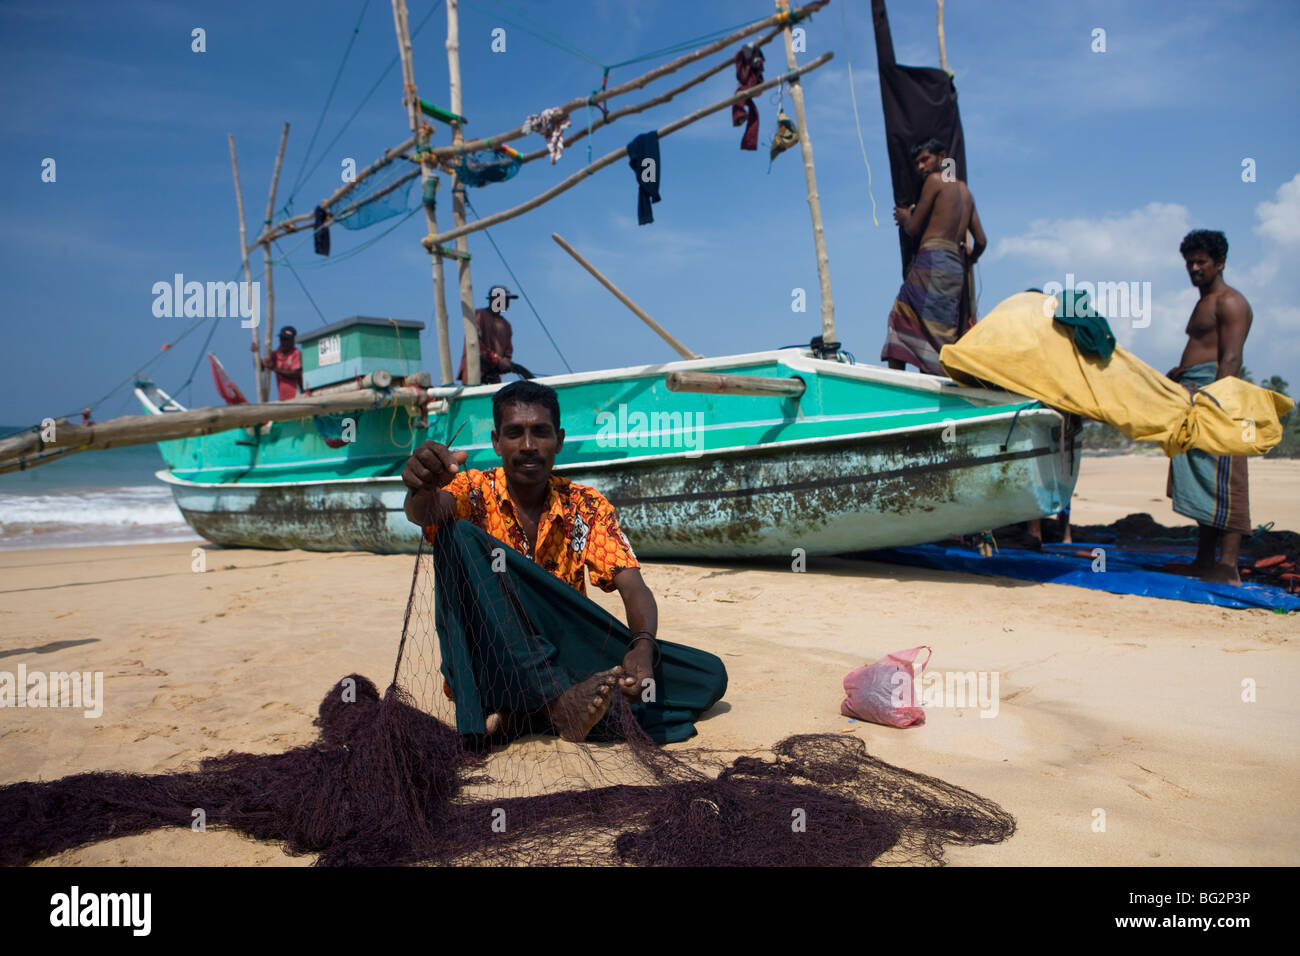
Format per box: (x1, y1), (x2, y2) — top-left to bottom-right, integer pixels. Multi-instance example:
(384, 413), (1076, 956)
(1167, 362), (1251, 533)
(881, 237), (968, 374)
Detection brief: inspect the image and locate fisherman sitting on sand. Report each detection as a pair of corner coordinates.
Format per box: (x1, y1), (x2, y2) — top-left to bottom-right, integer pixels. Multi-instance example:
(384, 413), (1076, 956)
(401, 380), (727, 744)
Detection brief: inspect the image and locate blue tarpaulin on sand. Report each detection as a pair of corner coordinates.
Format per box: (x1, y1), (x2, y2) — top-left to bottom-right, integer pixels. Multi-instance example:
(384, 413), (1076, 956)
(858, 542), (1300, 612)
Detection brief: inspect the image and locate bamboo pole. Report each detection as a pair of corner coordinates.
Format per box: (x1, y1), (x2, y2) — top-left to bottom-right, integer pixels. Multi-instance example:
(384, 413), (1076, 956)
(424, 52), (832, 248)
(518, 25), (787, 165)
(446, 0), (480, 386)
(247, 3), (828, 247)
(777, 0), (835, 346)
(0, 387), (428, 473)
(551, 234), (699, 360)
(254, 136), (417, 245)
(937, 0), (948, 73)
(421, 0), (829, 162)
(666, 371), (805, 397)
(392, 0), (455, 386)
(228, 134), (264, 402)
(261, 122), (290, 400)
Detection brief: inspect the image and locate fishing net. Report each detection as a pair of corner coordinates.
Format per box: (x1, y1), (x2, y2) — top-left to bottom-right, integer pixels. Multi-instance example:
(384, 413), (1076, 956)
(455, 149), (522, 188)
(331, 161), (420, 231)
(0, 520), (1016, 866)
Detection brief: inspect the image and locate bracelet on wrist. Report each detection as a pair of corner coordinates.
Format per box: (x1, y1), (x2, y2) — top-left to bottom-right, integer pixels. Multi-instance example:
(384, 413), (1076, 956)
(628, 632), (661, 667)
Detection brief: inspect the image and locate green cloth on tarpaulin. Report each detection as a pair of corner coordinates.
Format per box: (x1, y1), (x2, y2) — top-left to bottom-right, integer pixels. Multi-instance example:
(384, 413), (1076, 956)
(1052, 290), (1116, 359)
(432, 519), (727, 744)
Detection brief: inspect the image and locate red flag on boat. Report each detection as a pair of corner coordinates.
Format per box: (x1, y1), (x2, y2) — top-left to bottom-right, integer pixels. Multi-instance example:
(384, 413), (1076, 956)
(208, 352), (248, 405)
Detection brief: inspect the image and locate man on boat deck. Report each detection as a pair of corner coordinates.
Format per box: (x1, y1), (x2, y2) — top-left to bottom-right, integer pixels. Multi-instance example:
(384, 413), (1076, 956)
(1164, 229), (1253, 586)
(458, 285), (516, 385)
(882, 137), (986, 375)
(259, 326), (303, 400)
(401, 380), (727, 744)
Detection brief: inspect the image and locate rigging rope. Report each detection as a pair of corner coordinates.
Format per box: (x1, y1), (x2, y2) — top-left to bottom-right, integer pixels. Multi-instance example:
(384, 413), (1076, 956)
(288, 0), (375, 201)
(469, 0), (605, 68)
(282, 1), (444, 218)
(278, 247), (331, 327)
(840, 1), (879, 227)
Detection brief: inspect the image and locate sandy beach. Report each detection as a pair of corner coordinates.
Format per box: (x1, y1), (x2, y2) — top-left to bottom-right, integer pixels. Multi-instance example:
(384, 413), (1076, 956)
(2, 454), (1296, 866)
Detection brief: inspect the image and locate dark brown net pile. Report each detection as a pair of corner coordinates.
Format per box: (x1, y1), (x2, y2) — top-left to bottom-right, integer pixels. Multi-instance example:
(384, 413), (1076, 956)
(0, 522), (1015, 866)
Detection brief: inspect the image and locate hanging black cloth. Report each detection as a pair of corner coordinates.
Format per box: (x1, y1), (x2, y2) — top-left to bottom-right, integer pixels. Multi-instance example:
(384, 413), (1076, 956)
(872, 0), (967, 280)
(627, 132), (661, 225)
(313, 204), (331, 257)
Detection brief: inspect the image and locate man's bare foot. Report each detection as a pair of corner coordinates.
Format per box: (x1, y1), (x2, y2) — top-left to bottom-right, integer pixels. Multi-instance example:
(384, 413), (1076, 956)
(1198, 563), (1241, 586)
(546, 668), (623, 742)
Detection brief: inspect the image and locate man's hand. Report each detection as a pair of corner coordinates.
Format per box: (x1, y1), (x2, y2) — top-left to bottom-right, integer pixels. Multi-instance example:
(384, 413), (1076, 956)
(402, 441), (468, 495)
(498, 358), (512, 373)
(893, 204), (914, 227)
(1165, 366), (1185, 381)
(402, 441), (468, 527)
(619, 639), (655, 701)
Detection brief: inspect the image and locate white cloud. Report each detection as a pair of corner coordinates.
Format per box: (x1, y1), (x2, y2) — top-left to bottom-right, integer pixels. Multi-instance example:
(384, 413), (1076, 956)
(991, 202), (1192, 276)
(1253, 172), (1300, 245)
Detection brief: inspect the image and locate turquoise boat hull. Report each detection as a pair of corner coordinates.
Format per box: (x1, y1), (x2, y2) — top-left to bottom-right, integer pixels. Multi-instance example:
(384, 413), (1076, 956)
(141, 349), (1080, 557)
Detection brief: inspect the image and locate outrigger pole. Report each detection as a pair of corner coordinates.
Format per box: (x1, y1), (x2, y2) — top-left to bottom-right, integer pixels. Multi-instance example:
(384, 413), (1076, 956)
(0, 386), (429, 475)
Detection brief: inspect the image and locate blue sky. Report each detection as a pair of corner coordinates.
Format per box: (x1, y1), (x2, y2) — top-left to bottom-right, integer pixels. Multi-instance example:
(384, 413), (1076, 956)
(3, 0), (1299, 428)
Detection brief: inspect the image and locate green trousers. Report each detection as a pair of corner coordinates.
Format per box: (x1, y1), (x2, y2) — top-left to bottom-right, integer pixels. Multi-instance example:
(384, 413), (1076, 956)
(432, 520), (727, 744)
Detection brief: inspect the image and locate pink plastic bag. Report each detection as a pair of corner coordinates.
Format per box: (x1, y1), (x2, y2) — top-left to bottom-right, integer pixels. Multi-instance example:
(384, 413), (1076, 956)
(840, 646), (932, 728)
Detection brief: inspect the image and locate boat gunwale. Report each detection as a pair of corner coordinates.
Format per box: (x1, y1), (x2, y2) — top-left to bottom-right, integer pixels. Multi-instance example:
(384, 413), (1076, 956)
(432, 348), (1026, 407)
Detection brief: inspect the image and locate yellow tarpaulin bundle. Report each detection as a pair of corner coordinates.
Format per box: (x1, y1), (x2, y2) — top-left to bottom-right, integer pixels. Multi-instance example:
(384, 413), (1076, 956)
(939, 292), (1294, 457)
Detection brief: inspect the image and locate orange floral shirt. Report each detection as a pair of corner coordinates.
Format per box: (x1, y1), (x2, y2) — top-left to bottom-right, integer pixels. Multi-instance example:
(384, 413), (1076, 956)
(423, 466), (640, 595)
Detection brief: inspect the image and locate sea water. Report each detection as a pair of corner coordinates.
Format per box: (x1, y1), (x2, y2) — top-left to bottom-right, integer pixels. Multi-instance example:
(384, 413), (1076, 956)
(0, 431), (198, 550)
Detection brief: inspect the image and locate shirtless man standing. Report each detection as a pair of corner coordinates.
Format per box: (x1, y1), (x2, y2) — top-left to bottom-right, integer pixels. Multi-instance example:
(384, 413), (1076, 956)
(882, 137), (987, 374)
(1164, 229), (1253, 585)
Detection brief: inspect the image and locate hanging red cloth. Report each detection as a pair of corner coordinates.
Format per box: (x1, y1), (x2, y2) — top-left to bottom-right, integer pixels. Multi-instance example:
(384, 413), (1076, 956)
(732, 43), (764, 151)
(208, 352), (248, 405)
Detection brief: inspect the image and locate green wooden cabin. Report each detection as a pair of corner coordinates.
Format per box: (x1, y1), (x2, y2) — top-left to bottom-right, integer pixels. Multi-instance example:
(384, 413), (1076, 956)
(298, 316), (424, 390)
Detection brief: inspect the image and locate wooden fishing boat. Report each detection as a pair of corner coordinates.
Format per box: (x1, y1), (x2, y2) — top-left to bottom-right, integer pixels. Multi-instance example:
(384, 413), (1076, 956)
(137, 346), (1079, 557)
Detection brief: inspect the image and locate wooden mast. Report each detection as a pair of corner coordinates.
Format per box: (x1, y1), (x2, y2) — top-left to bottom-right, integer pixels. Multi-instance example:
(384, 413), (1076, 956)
(937, 0), (949, 72)
(391, 0), (456, 386)
(445, 0), (480, 385)
(775, 0), (834, 347)
(228, 134), (265, 402)
(260, 122), (290, 401)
